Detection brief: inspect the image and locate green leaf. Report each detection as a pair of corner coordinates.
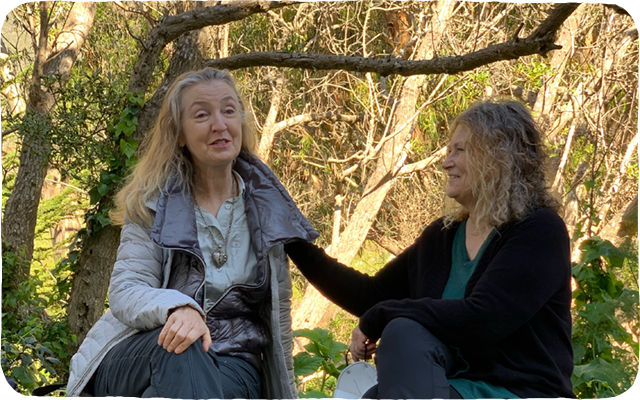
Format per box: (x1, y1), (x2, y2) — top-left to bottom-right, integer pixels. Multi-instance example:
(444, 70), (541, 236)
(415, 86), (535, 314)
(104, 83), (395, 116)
(293, 328), (328, 343)
(305, 341), (330, 358)
(322, 359), (341, 378)
(96, 213), (112, 228)
(88, 188), (101, 205)
(298, 390), (331, 398)
(120, 138), (138, 158)
(573, 358), (628, 395)
(293, 353), (324, 377)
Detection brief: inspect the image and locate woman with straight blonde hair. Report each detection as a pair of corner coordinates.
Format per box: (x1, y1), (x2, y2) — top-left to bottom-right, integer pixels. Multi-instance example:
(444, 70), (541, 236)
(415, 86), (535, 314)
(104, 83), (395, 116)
(285, 99), (574, 399)
(67, 68), (318, 398)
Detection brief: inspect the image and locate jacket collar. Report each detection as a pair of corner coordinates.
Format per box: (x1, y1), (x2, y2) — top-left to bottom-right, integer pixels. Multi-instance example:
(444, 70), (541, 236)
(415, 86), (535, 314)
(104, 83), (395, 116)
(148, 151), (318, 253)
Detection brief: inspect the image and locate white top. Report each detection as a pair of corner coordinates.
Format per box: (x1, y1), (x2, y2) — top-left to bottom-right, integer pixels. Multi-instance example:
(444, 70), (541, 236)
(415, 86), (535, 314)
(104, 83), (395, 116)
(194, 171), (258, 312)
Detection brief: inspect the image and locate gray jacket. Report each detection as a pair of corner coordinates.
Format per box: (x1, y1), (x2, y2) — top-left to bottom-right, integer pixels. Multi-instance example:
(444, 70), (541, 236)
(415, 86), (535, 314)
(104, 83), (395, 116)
(67, 152), (318, 398)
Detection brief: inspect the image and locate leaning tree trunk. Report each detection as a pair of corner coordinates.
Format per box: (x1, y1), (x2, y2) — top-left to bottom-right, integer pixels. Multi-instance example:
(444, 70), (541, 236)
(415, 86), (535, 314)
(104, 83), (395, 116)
(292, 0), (456, 331)
(1, 2), (96, 292)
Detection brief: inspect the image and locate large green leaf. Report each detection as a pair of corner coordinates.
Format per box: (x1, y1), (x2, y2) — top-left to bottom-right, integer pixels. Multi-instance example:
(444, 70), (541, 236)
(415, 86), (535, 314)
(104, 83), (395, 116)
(294, 353), (324, 377)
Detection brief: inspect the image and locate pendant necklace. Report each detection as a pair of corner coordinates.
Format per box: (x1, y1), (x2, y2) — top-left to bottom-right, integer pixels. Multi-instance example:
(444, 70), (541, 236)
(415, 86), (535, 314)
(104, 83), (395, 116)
(193, 177), (239, 269)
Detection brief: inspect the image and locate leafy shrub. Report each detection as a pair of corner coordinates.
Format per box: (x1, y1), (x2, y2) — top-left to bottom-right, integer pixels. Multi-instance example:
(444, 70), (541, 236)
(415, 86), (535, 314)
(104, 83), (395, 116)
(572, 237), (639, 398)
(1, 241), (75, 394)
(293, 327), (349, 397)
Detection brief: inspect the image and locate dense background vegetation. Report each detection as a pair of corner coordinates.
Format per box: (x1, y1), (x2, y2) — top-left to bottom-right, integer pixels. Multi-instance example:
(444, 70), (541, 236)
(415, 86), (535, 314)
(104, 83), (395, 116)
(1, 1), (638, 397)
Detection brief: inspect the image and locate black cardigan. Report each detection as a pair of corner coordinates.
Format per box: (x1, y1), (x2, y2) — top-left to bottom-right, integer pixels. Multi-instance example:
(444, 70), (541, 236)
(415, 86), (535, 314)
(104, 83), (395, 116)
(285, 207), (575, 398)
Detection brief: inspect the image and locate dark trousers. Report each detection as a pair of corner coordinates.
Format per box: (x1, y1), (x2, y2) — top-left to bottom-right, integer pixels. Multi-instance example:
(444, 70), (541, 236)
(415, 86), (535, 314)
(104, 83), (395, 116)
(92, 327), (261, 399)
(362, 317), (463, 399)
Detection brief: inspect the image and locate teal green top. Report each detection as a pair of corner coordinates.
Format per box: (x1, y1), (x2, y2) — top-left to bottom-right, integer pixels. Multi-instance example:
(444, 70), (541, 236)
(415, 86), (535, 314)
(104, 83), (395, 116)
(444, 220), (519, 399)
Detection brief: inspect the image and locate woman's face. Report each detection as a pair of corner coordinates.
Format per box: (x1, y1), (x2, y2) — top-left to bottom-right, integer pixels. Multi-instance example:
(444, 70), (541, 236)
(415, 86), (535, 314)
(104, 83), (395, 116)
(442, 124), (475, 211)
(178, 80), (243, 174)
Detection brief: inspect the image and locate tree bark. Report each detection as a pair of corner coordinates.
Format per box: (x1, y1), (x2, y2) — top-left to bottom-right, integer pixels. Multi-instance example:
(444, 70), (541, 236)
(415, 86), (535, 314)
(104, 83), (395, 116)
(127, 1), (296, 95)
(257, 72), (285, 161)
(292, 0), (456, 331)
(66, 224), (121, 351)
(533, 5), (584, 123)
(2, 2), (96, 290)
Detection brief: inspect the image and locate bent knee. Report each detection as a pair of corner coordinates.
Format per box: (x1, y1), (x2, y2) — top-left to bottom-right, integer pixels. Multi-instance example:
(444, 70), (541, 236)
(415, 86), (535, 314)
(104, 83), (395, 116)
(378, 317), (444, 356)
(380, 317), (425, 343)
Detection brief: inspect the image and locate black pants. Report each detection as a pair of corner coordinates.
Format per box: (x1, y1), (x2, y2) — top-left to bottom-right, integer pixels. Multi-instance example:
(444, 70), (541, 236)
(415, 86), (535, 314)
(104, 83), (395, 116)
(362, 317), (463, 399)
(92, 327), (261, 399)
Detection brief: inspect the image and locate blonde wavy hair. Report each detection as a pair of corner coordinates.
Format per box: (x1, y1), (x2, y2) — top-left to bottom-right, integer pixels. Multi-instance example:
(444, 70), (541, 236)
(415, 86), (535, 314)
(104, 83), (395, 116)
(443, 99), (559, 228)
(110, 68), (257, 228)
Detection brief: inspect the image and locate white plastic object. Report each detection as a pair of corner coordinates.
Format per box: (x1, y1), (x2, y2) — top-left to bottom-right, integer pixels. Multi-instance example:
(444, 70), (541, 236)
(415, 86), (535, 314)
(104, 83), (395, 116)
(334, 361), (377, 399)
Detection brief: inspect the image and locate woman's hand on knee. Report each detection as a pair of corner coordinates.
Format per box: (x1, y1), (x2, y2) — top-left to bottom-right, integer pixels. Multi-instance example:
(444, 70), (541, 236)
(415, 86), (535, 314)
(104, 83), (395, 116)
(158, 306), (212, 354)
(350, 325), (377, 361)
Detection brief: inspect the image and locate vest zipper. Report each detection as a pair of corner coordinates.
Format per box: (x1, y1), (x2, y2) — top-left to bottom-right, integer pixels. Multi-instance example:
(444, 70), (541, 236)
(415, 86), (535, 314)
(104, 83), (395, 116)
(152, 242), (268, 314)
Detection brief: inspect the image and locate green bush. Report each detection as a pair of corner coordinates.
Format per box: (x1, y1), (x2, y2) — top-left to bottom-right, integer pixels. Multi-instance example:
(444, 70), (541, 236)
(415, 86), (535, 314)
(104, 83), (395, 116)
(1, 241), (75, 395)
(571, 237), (638, 398)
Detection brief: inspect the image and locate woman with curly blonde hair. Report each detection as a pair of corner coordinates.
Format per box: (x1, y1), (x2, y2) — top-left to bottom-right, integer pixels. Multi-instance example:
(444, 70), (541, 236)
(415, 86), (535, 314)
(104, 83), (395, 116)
(285, 99), (574, 399)
(67, 68), (317, 398)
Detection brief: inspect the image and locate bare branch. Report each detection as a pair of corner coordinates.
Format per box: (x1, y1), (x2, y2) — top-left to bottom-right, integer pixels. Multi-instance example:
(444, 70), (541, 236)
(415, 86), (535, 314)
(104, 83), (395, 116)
(597, 0), (640, 18)
(396, 146), (447, 176)
(271, 111), (364, 135)
(205, 3), (580, 76)
(128, 1), (298, 94)
(113, 1), (158, 25)
(1, 127), (19, 138)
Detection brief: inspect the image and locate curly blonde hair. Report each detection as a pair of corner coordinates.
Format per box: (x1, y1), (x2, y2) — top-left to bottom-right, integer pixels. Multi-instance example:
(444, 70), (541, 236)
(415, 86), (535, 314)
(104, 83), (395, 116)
(110, 68), (257, 227)
(443, 99), (559, 228)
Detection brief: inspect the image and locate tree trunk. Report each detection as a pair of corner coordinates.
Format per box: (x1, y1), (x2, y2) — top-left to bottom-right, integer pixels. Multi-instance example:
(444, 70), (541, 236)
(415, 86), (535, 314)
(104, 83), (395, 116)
(66, 224), (121, 350)
(599, 195), (638, 246)
(291, 0), (456, 331)
(257, 72), (284, 162)
(533, 5), (584, 123)
(1, 2), (96, 290)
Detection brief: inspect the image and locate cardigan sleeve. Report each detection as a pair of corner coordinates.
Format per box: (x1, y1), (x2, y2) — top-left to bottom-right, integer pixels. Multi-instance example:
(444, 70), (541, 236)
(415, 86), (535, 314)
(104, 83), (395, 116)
(284, 240), (412, 317)
(359, 209), (571, 345)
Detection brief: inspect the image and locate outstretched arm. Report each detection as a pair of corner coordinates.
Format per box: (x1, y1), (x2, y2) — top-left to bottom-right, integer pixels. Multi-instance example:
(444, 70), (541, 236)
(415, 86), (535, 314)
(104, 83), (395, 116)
(284, 241), (411, 316)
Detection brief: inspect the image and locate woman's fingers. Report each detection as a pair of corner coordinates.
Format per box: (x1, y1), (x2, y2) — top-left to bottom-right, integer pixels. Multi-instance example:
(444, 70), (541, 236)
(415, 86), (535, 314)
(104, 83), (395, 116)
(350, 325), (374, 361)
(202, 328), (212, 352)
(158, 314), (181, 349)
(159, 306), (209, 354)
(172, 325), (202, 354)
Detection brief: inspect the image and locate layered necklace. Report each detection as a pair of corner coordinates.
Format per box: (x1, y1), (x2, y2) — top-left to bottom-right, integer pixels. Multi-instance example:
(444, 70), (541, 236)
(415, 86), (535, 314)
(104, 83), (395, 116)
(193, 176), (239, 269)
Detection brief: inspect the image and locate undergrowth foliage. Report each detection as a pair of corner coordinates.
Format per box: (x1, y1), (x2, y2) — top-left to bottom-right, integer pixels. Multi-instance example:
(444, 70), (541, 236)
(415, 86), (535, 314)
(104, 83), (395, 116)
(293, 328), (349, 398)
(1, 241), (75, 394)
(571, 237), (639, 398)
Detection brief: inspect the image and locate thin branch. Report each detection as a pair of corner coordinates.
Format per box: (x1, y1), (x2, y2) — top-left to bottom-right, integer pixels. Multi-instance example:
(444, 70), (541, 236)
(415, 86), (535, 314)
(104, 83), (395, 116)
(113, 1), (158, 25)
(597, 0), (640, 18)
(205, 3), (579, 76)
(396, 146), (447, 176)
(1, 127), (19, 138)
(44, 177), (89, 195)
(271, 111), (364, 135)
(128, 1), (298, 94)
